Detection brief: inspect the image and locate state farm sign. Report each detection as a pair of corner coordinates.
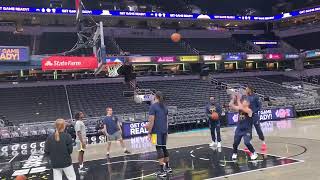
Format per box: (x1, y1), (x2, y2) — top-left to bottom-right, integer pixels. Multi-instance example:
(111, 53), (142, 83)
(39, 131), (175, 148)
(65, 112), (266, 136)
(42, 56), (98, 71)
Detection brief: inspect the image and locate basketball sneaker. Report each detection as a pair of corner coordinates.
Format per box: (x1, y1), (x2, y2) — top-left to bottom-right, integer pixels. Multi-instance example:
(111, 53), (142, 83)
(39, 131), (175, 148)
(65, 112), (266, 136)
(165, 167), (173, 174)
(217, 142), (222, 148)
(261, 143), (267, 151)
(232, 153), (237, 160)
(155, 170), (167, 178)
(78, 167), (88, 173)
(250, 152), (258, 160)
(209, 141), (217, 147)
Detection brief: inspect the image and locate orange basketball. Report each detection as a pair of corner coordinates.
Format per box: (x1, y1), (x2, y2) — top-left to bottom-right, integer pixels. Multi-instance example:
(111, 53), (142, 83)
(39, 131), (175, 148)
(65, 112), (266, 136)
(15, 175), (27, 180)
(211, 112), (219, 120)
(171, 33), (181, 42)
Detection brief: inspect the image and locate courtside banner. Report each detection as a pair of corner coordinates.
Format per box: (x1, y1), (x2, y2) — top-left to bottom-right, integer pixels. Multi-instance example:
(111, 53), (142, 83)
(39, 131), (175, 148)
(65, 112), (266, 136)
(227, 107), (295, 125)
(42, 56), (98, 70)
(179, 56), (199, 62)
(0, 46), (29, 62)
(265, 53), (283, 60)
(128, 56), (152, 63)
(305, 50), (320, 58)
(154, 56), (177, 63)
(122, 121), (148, 138)
(224, 54), (243, 61)
(285, 54), (300, 59)
(246, 54), (263, 60)
(203, 55), (222, 61)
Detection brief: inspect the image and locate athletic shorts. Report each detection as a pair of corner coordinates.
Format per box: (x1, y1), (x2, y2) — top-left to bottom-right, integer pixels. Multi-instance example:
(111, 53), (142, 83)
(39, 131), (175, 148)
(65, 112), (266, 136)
(107, 131), (122, 141)
(151, 133), (167, 146)
(75, 141), (85, 152)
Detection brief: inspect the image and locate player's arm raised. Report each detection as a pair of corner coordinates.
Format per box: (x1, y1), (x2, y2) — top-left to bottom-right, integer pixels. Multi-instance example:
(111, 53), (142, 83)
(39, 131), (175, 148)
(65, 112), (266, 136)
(229, 94), (240, 111)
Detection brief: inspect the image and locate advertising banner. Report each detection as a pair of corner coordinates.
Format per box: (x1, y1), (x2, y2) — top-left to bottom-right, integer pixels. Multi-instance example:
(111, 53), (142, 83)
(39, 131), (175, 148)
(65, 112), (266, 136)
(128, 56), (152, 63)
(246, 54), (264, 60)
(285, 54), (300, 59)
(154, 56), (177, 63)
(227, 107), (295, 125)
(179, 56), (200, 62)
(265, 53), (283, 60)
(122, 121), (149, 138)
(105, 56), (125, 64)
(42, 56), (98, 71)
(306, 50), (320, 58)
(224, 54), (243, 61)
(0, 46), (29, 62)
(203, 55), (222, 61)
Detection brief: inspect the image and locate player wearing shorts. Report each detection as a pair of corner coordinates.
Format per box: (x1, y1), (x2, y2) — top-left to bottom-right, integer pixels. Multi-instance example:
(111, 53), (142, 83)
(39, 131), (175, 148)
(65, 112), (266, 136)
(206, 97), (222, 148)
(74, 112), (87, 172)
(229, 94), (258, 161)
(146, 91), (172, 178)
(103, 107), (130, 157)
(244, 86), (266, 150)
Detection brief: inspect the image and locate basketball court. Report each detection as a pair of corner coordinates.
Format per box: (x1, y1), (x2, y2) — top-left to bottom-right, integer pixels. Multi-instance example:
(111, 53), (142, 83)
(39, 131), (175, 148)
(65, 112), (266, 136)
(0, 117), (319, 180)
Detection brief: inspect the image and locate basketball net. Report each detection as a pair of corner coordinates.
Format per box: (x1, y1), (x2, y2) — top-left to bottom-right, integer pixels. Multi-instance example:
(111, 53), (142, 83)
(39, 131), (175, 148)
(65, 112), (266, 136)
(106, 63), (122, 77)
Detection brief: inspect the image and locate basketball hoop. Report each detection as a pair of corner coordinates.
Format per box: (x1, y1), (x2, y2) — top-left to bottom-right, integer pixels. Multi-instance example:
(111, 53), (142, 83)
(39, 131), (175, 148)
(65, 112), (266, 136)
(106, 62), (122, 77)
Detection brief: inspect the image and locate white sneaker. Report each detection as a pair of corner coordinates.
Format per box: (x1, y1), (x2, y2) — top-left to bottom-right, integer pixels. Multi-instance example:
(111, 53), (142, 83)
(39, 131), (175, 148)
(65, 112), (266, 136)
(250, 152), (258, 160)
(232, 153), (237, 160)
(217, 142), (222, 148)
(209, 142), (216, 147)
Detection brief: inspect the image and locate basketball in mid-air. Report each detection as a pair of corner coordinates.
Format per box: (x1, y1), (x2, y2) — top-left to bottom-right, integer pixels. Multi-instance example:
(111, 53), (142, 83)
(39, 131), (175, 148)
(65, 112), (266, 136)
(211, 112), (219, 120)
(171, 33), (182, 42)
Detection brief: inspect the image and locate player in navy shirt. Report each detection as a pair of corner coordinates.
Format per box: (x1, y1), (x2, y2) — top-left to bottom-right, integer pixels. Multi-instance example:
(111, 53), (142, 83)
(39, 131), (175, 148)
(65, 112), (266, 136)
(229, 94), (258, 161)
(146, 91), (171, 178)
(245, 86), (266, 150)
(103, 107), (130, 157)
(206, 97), (222, 148)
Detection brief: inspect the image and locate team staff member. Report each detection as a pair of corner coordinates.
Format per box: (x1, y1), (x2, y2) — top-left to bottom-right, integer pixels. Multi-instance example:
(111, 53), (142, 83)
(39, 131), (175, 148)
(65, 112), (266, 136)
(103, 107), (130, 157)
(74, 112), (87, 172)
(45, 119), (76, 180)
(229, 94), (258, 161)
(146, 91), (172, 178)
(245, 86), (266, 150)
(206, 97), (222, 148)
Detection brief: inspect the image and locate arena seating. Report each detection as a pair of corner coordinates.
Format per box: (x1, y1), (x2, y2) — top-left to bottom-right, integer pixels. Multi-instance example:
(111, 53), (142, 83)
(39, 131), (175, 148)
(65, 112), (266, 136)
(38, 32), (93, 55)
(283, 31), (320, 51)
(0, 32), (32, 47)
(0, 75), (319, 126)
(104, 37), (121, 55)
(185, 38), (245, 54)
(258, 75), (300, 84)
(66, 83), (149, 117)
(115, 38), (192, 55)
(215, 76), (299, 99)
(138, 79), (230, 108)
(0, 86), (70, 124)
